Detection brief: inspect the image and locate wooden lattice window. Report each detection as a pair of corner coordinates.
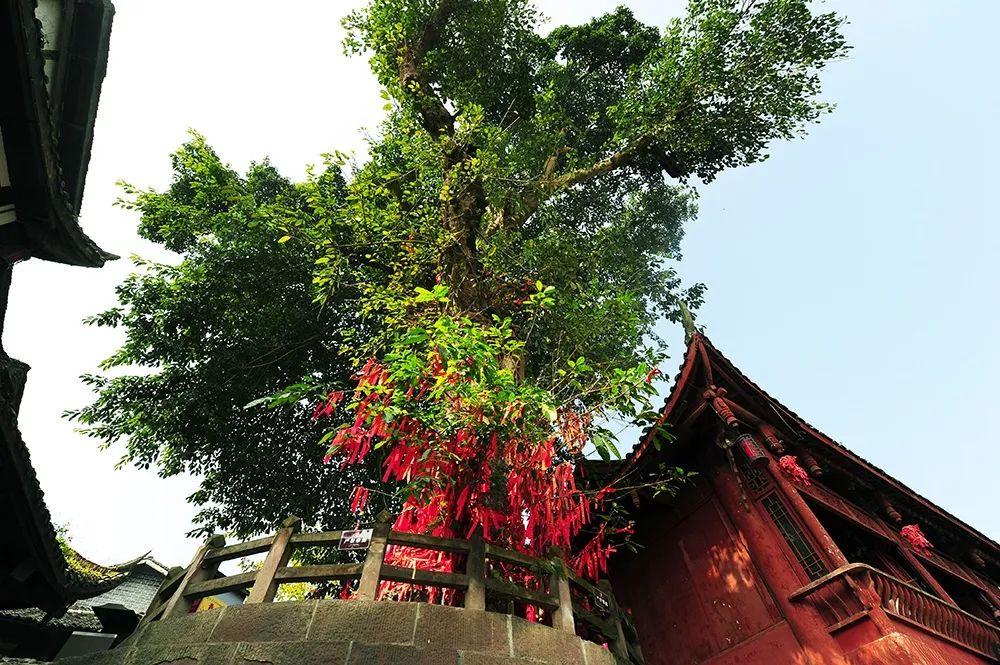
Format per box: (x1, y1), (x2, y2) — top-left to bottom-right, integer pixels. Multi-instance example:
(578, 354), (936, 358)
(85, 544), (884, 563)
(762, 493), (828, 581)
(736, 453), (771, 495)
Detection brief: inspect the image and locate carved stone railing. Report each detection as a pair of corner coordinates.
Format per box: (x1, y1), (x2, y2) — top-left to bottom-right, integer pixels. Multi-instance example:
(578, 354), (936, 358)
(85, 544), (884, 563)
(140, 517), (643, 664)
(790, 563), (1000, 661)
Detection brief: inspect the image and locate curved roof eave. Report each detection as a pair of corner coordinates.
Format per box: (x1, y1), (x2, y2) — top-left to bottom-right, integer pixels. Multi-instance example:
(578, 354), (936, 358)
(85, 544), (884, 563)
(2, 0), (116, 268)
(620, 332), (999, 559)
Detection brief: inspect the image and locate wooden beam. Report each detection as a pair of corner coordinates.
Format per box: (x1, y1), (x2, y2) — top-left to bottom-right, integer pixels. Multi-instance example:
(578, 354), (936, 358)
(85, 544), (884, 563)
(357, 521), (389, 601)
(464, 533), (486, 610)
(769, 459), (848, 569)
(203, 536), (274, 563)
(275, 563), (363, 584)
(246, 516), (301, 604)
(380, 564), (468, 590)
(548, 549), (575, 633)
(484, 544), (542, 569)
(185, 571), (257, 598)
(484, 578), (558, 609)
(388, 530), (471, 553)
(161, 534), (225, 618)
(290, 531), (345, 548)
(898, 546), (957, 606)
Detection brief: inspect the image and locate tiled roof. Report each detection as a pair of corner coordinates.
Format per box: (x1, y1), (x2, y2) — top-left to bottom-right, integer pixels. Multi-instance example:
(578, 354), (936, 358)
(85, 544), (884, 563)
(0, 606), (103, 633)
(0, 0), (120, 616)
(0, 372), (135, 610)
(61, 545), (134, 591)
(1, 412), (134, 596)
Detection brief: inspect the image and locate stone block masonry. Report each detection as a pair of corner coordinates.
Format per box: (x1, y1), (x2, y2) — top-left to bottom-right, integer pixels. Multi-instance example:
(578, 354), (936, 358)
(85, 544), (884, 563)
(58, 600), (623, 665)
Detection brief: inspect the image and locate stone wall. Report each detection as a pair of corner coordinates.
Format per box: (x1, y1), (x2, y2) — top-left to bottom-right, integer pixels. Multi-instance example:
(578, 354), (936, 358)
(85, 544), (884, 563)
(61, 600), (620, 665)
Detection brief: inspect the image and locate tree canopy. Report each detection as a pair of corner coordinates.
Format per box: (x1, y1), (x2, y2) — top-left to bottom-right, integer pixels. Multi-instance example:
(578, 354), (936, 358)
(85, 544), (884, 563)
(68, 136), (377, 538)
(74, 0), (847, 573)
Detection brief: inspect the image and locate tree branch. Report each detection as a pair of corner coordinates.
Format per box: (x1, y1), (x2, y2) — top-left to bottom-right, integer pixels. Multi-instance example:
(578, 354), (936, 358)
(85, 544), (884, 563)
(397, 0), (462, 142)
(549, 134), (654, 191)
(499, 134), (655, 231)
(494, 0), (763, 232)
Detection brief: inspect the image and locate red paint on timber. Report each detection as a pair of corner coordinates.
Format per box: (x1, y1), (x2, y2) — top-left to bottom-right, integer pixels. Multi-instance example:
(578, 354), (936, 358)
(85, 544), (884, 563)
(766, 451), (848, 569)
(697, 341), (714, 386)
(709, 395), (739, 428)
(611, 480), (783, 664)
(622, 333), (999, 558)
(623, 335), (704, 472)
(847, 629), (989, 665)
(705, 459), (848, 664)
(698, 621), (801, 664)
(831, 616), (883, 655)
(609, 333), (999, 663)
(610, 455), (998, 663)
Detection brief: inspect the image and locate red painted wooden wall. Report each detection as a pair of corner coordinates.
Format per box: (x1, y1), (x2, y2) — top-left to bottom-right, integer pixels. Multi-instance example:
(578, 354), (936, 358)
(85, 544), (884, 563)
(611, 479), (802, 664)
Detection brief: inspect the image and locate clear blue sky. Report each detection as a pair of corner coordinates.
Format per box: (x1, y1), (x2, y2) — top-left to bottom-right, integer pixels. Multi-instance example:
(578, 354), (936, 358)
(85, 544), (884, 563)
(661, 0), (1000, 541)
(6, 0), (997, 566)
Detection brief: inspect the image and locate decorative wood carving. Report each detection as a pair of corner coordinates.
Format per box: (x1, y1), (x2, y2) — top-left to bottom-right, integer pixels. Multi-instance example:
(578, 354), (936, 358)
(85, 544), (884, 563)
(799, 450), (823, 477)
(879, 495), (903, 524)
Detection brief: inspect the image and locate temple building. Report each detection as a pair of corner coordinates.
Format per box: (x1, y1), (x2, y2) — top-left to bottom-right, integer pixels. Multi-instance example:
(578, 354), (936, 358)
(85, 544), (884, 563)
(603, 332), (999, 664)
(0, 0), (131, 660)
(0, 553), (147, 660)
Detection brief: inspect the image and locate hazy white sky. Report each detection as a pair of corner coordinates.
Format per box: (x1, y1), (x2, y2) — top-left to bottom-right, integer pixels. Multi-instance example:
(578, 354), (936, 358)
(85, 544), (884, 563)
(6, 0), (999, 567)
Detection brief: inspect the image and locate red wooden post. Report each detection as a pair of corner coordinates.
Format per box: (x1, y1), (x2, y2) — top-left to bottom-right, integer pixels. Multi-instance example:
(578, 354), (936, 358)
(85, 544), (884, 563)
(846, 568), (895, 636)
(246, 516), (301, 604)
(707, 456), (845, 663)
(765, 451), (849, 569)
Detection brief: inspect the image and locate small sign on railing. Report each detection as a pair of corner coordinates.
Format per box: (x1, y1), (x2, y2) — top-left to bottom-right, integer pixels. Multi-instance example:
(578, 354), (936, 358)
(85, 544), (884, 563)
(339, 529), (373, 550)
(594, 590), (610, 613)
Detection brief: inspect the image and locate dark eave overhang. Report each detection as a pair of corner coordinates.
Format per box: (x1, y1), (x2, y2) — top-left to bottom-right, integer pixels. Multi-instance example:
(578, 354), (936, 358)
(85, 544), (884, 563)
(0, 370), (136, 611)
(0, 0), (116, 267)
(0, 1), (121, 614)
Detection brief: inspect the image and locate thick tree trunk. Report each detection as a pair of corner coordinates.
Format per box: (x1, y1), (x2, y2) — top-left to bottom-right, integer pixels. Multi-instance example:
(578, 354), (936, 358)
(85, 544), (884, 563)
(440, 165), (486, 313)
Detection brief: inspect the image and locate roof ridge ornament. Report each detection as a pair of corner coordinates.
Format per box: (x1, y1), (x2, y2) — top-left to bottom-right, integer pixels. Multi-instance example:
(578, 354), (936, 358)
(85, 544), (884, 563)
(679, 300), (697, 344)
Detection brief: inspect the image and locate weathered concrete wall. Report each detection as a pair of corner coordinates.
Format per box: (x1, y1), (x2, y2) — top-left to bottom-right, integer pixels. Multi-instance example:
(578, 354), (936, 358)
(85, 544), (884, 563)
(60, 600), (620, 665)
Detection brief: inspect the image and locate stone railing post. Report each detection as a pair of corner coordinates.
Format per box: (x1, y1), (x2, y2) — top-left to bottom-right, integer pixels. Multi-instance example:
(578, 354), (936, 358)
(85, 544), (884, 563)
(464, 532), (486, 611)
(246, 516), (302, 604)
(547, 548), (575, 633)
(599, 578), (631, 661)
(161, 534), (226, 618)
(356, 514), (390, 601)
